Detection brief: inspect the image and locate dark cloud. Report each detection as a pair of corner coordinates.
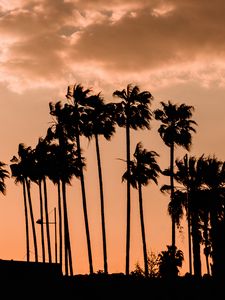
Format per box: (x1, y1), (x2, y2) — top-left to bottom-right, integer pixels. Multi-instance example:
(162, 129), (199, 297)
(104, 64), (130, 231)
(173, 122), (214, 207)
(1, 0), (225, 90)
(72, 0), (225, 70)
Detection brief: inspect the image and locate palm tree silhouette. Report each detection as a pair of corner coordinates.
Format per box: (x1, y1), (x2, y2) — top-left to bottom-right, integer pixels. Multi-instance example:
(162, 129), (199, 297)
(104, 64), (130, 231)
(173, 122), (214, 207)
(83, 92), (116, 274)
(0, 162), (9, 195)
(154, 101), (197, 251)
(10, 155), (30, 262)
(44, 137), (63, 269)
(66, 84), (94, 274)
(45, 139), (67, 272)
(48, 101), (83, 276)
(158, 245), (184, 278)
(34, 137), (52, 264)
(174, 154), (206, 277)
(48, 102), (74, 275)
(10, 144), (38, 262)
(204, 156), (225, 279)
(45, 122), (66, 270)
(113, 84), (153, 275)
(122, 142), (160, 277)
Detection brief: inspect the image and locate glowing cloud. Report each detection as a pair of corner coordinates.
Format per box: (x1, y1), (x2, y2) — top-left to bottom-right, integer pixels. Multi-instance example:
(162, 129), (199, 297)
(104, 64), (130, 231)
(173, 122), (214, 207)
(1, 0), (225, 92)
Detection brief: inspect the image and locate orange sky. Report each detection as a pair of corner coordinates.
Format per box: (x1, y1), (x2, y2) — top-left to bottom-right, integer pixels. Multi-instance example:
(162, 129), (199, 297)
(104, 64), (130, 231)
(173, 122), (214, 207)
(0, 0), (225, 275)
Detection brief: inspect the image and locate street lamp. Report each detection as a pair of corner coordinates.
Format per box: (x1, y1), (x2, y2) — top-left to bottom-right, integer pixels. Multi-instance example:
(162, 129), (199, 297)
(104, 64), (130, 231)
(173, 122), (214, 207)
(36, 207), (57, 264)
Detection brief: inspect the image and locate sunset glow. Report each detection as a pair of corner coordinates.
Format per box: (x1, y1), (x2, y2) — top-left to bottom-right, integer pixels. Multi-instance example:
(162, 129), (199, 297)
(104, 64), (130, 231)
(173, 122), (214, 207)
(0, 0), (224, 276)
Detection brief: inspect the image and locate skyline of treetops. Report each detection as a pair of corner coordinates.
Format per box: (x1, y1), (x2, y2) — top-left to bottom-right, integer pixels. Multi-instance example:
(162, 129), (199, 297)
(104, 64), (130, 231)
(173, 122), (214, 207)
(0, 83), (224, 279)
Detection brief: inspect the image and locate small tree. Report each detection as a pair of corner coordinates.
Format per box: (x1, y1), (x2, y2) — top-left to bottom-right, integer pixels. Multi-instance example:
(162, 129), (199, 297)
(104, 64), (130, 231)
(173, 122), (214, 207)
(131, 251), (160, 278)
(158, 245), (184, 279)
(147, 251), (160, 278)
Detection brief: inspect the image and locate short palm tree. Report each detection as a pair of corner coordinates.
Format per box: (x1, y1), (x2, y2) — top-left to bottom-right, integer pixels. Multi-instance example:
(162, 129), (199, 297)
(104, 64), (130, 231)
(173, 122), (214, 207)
(10, 144), (38, 262)
(122, 142), (160, 277)
(158, 245), (184, 278)
(113, 83), (153, 275)
(10, 155), (30, 262)
(154, 101), (197, 250)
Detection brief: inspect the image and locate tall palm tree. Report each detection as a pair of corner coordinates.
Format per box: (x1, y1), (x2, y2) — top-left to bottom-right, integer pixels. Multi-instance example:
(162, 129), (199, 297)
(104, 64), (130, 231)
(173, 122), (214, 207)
(48, 102), (83, 276)
(10, 144), (38, 262)
(34, 138), (52, 264)
(154, 101), (197, 250)
(44, 137), (63, 269)
(57, 140), (84, 276)
(113, 83), (153, 275)
(203, 156), (225, 279)
(48, 103), (73, 276)
(122, 142), (160, 277)
(10, 155), (30, 262)
(83, 92), (116, 274)
(174, 154), (206, 278)
(65, 84), (94, 274)
(0, 162), (9, 195)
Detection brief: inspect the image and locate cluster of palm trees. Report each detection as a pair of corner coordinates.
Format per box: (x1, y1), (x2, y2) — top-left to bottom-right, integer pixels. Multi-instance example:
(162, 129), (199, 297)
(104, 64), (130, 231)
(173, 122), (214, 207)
(163, 154), (225, 279)
(0, 83), (224, 279)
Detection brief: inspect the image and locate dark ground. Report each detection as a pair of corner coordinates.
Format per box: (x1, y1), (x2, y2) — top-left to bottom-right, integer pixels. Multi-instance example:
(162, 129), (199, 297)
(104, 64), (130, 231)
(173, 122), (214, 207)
(0, 273), (224, 300)
(0, 261), (223, 299)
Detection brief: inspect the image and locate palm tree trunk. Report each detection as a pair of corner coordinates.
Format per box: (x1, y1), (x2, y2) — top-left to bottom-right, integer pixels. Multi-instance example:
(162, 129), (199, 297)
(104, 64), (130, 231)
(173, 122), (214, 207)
(95, 134), (108, 274)
(76, 130), (93, 274)
(61, 181), (68, 276)
(61, 180), (73, 276)
(138, 182), (148, 277)
(191, 211), (202, 278)
(25, 178), (38, 262)
(38, 180), (45, 263)
(43, 177), (52, 263)
(206, 253), (210, 275)
(125, 113), (131, 276)
(210, 207), (220, 278)
(57, 179), (63, 269)
(203, 211), (210, 275)
(184, 155), (192, 275)
(22, 179), (30, 262)
(170, 142), (175, 249)
(54, 207), (57, 263)
(187, 193), (192, 275)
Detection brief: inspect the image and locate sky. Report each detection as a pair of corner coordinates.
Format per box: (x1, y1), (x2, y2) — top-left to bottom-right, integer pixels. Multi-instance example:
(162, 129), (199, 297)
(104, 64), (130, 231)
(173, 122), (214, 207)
(0, 0), (225, 275)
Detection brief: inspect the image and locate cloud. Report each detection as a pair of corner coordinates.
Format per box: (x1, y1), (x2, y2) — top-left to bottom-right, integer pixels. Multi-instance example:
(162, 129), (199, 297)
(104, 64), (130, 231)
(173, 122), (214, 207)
(1, 0), (225, 92)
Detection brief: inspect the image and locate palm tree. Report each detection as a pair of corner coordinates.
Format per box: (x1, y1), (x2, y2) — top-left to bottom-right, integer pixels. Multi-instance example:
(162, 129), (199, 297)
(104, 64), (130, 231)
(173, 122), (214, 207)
(10, 144), (38, 262)
(154, 101), (197, 250)
(174, 154), (206, 278)
(48, 101), (83, 276)
(0, 162), (9, 195)
(82, 92), (116, 274)
(122, 142), (160, 277)
(158, 245), (184, 278)
(48, 103), (73, 276)
(46, 139), (70, 274)
(203, 156), (225, 279)
(44, 136), (63, 269)
(65, 84), (94, 274)
(10, 155), (30, 262)
(113, 83), (153, 275)
(34, 137), (52, 264)
(57, 140), (84, 276)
